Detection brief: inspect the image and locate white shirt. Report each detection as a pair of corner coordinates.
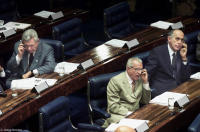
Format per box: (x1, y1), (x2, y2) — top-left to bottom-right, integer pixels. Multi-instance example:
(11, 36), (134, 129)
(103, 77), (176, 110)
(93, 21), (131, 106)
(16, 53), (39, 75)
(167, 43), (187, 65)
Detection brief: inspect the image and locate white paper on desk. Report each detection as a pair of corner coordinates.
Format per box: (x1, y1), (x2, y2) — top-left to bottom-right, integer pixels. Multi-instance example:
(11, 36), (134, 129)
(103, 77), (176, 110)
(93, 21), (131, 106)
(54, 62), (80, 75)
(11, 77), (57, 90)
(105, 119), (149, 132)
(4, 22), (31, 30)
(190, 72), (200, 79)
(150, 92), (189, 107)
(105, 39), (127, 48)
(34, 10), (55, 18)
(0, 26), (13, 33)
(150, 21), (173, 29)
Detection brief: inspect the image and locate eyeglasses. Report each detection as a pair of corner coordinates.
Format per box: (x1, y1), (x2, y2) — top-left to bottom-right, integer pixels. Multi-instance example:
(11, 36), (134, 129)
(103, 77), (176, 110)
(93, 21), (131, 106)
(174, 37), (185, 43)
(132, 67), (143, 72)
(23, 44), (35, 49)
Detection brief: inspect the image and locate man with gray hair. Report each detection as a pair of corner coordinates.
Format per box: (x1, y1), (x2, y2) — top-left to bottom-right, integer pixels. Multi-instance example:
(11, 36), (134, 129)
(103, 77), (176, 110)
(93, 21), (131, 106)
(145, 29), (191, 97)
(6, 29), (56, 88)
(103, 57), (151, 127)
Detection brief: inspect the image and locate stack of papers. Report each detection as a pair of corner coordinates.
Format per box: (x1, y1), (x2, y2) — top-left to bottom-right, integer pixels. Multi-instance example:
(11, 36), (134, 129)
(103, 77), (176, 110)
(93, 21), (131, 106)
(34, 10), (55, 19)
(105, 39), (127, 48)
(4, 22), (31, 30)
(190, 72), (200, 79)
(150, 92), (189, 107)
(11, 77), (57, 90)
(106, 119), (149, 132)
(54, 62), (80, 75)
(150, 21), (173, 29)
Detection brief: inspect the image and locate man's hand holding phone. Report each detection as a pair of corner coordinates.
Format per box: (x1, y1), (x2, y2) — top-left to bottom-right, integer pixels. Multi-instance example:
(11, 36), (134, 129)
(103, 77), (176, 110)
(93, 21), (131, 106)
(18, 41), (25, 59)
(141, 69), (148, 84)
(180, 43), (187, 61)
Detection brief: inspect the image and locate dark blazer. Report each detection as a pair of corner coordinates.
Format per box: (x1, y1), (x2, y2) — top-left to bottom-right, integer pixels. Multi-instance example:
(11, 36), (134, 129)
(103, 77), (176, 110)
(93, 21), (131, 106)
(145, 44), (191, 97)
(6, 41), (56, 88)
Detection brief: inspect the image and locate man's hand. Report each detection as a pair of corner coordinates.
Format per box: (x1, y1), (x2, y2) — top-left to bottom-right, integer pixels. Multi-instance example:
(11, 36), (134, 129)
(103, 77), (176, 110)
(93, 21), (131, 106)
(180, 43), (187, 61)
(18, 43), (25, 59)
(0, 65), (3, 72)
(141, 69), (148, 84)
(22, 71), (32, 79)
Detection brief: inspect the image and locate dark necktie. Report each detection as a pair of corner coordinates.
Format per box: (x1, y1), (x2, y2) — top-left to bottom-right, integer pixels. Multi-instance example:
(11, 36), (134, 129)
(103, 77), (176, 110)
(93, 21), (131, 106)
(172, 53), (177, 79)
(29, 53), (34, 67)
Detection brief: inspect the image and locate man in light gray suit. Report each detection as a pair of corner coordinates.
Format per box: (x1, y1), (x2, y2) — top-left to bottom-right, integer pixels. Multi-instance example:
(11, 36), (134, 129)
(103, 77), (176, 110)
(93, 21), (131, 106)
(103, 57), (151, 127)
(6, 29), (56, 88)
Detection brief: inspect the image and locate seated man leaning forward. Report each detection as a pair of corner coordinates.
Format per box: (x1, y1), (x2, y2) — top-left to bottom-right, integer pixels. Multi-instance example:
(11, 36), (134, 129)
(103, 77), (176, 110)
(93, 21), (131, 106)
(6, 29), (56, 88)
(103, 57), (151, 127)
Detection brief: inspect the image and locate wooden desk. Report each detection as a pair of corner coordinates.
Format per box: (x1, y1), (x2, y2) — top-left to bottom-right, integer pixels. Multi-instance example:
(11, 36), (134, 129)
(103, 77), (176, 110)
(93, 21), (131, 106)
(128, 79), (200, 132)
(0, 8), (89, 55)
(0, 17), (199, 128)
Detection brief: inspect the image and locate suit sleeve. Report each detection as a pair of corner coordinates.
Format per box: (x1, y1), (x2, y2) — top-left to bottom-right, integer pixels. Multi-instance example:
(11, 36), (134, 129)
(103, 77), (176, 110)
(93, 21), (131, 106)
(7, 42), (20, 73)
(145, 49), (158, 81)
(107, 78), (129, 116)
(140, 85), (151, 104)
(37, 46), (56, 74)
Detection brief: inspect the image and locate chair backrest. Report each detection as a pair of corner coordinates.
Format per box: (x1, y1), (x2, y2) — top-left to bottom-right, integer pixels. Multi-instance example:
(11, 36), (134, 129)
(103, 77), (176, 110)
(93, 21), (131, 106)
(132, 51), (150, 67)
(39, 96), (74, 132)
(40, 39), (64, 62)
(185, 30), (200, 57)
(87, 71), (122, 123)
(188, 113), (200, 132)
(104, 1), (133, 39)
(0, 0), (18, 22)
(52, 18), (88, 58)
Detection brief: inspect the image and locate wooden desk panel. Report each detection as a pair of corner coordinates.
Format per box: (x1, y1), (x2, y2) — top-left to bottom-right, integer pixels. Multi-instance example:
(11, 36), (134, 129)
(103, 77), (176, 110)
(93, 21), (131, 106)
(0, 17), (199, 128)
(128, 80), (200, 132)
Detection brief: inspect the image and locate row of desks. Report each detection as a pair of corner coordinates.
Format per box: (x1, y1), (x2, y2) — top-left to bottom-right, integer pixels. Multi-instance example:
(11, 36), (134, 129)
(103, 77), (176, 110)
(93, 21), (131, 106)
(0, 16), (199, 129)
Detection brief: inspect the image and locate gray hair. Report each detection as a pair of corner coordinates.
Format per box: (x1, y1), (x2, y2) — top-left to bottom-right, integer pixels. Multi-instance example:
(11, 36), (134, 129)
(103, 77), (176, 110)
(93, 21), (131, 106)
(126, 57), (142, 70)
(22, 29), (39, 42)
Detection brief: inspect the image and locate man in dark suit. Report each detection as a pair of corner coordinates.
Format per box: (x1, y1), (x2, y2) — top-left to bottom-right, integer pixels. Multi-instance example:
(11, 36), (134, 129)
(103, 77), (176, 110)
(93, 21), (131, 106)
(145, 29), (191, 97)
(6, 29), (56, 88)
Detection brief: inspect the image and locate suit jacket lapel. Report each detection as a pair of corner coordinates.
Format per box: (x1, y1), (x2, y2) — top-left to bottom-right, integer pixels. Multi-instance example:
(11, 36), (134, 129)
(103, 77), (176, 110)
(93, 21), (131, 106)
(164, 44), (174, 76)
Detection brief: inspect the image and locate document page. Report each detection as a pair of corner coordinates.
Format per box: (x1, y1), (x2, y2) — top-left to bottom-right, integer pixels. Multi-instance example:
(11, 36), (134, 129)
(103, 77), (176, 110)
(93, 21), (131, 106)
(54, 62), (80, 74)
(105, 39), (127, 48)
(190, 72), (200, 79)
(34, 10), (55, 18)
(4, 22), (31, 30)
(150, 21), (173, 29)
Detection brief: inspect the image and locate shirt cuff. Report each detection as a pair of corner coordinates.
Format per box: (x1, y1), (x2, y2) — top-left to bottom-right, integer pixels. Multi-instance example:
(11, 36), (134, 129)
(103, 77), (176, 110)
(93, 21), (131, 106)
(126, 111), (132, 116)
(143, 83), (150, 90)
(33, 69), (39, 75)
(183, 61), (187, 65)
(0, 68), (5, 77)
(16, 55), (22, 65)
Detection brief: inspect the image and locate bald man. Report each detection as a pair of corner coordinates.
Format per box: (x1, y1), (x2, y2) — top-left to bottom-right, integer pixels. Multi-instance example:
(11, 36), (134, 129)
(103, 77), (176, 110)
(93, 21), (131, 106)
(115, 126), (136, 132)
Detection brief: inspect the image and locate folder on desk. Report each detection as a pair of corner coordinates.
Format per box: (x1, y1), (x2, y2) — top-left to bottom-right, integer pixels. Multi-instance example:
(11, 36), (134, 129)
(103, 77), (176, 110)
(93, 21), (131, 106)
(4, 22), (31, 30)
(54, 62), (80, 75)
(190, 72), (200, 79)
(150, 21), (173, 29)
(105, 119), (149, 132)
(105, 39), (127, 48)
(34, 10), (55, 19)
(150, 91), (189, 107)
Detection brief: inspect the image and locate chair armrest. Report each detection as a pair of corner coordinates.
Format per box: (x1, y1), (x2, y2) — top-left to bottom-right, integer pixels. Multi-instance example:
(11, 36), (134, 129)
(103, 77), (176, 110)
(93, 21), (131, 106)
(93, 107), (111, 119)
(77, 123), (104, 132)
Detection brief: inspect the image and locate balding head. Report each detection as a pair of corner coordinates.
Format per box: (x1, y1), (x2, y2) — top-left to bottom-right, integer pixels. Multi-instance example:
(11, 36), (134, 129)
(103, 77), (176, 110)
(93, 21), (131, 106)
(115, 126), (136, 132)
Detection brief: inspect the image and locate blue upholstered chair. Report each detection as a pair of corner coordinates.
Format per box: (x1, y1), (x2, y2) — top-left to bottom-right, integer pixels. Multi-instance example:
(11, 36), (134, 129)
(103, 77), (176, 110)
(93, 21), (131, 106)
(104, 1), (147, 39)
(39, 96), (103, 132)
(40, 39), (64, 62)
(52, 18), (94, 59)
(185, 30), (200, 74)
(188, 113), (200, 132)
(39, 96), (76, 132)
(87, 71), (122, 127)
(132, 51), (150, 67)
(0, 0), (19, 22)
